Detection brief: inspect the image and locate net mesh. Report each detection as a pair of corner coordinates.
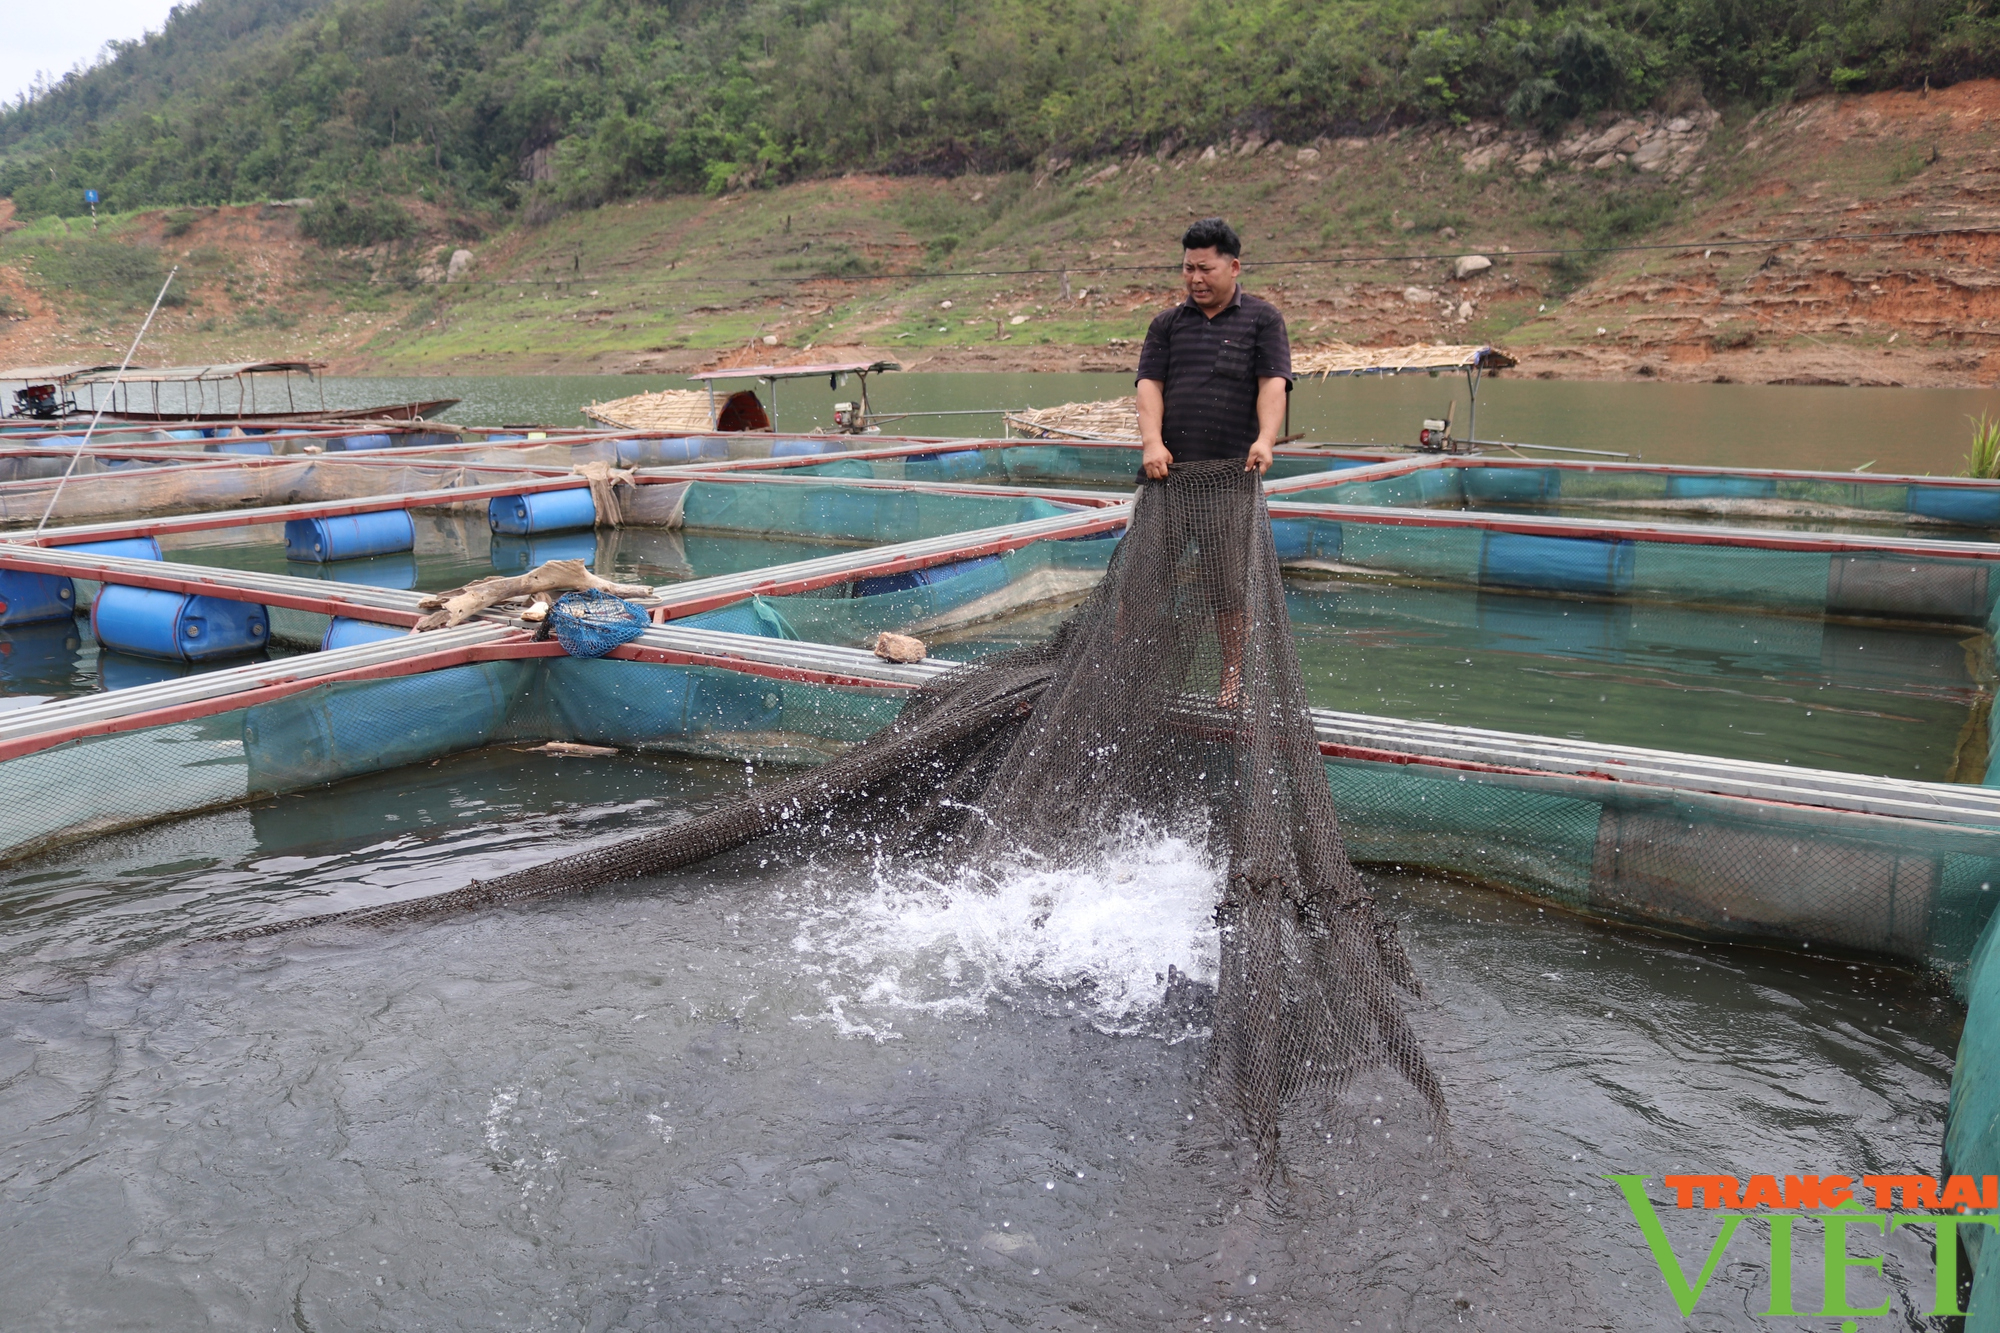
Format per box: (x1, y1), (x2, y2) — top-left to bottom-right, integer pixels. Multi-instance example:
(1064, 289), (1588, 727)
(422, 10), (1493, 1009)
(547, 590), (648, 658)
(220, 459), (1448, 1163)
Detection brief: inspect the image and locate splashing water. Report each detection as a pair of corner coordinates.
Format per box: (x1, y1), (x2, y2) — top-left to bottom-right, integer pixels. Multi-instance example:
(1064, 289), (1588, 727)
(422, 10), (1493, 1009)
(787, 821), (1221, 1039)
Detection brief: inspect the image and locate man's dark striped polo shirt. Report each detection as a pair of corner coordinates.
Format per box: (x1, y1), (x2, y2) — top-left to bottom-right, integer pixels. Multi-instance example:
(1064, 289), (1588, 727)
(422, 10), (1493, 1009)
(1134, 289), (1293, 462)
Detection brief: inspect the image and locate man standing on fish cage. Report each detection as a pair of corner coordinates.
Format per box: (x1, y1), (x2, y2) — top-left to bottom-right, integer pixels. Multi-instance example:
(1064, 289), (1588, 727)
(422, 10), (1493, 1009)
(1134, 217), (1293, 703)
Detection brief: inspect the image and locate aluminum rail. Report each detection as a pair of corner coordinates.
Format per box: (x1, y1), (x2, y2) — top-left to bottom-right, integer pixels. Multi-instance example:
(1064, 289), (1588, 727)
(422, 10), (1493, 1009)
(0, 473), (593, 546)
(1265, 497), (2000, 560)
(0, 545), (432, 623)
(1309, 710), (2000, 829)
(607, 627), (2000, 828)
(1262, 455), (1443, 494)
(664, 437), (1397, 474)
(0, 622), (511, 745)
(632, 467), (1129, 508)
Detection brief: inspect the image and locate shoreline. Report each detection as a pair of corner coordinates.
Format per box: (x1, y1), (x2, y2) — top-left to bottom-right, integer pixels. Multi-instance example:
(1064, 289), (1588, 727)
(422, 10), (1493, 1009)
(326, 338), (1999, 390)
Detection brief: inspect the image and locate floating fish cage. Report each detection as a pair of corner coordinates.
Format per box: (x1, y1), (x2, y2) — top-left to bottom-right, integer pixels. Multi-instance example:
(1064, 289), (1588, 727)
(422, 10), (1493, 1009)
(5, 427), (2000, 1317)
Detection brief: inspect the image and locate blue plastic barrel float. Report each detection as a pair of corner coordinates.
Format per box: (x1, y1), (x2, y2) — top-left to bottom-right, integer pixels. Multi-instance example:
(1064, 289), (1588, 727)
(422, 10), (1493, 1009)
(852, 554), (1011, 617)
(0, 570), (76, 626)
(1909, 483), (2000, 528)
(283, 510), (417, 562)
(771, 438), (842, 457)
(333, 433), (396, 452)
(210, 440), (275, 455)
(91, 585), (268, 662)
(903, 449), (988, 481)
(321, 617), (410, 651)
(489, 488), (597, 536)
(1479, 531), (1636, 597)
(55, 536), (163, 561)
(614, 437), (729, 467)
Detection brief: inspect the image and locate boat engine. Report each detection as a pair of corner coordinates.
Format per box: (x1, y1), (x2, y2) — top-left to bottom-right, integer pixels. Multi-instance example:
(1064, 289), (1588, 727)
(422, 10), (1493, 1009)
(10, 383), (74, 420)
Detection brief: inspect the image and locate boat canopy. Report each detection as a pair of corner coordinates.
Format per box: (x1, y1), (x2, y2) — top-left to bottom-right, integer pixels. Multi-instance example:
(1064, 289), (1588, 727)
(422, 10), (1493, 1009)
(688, 360), (899, 383)
(0, 364), (129, 385)
(70, 361), (325, 386)
(1291, 342), (1516, 378)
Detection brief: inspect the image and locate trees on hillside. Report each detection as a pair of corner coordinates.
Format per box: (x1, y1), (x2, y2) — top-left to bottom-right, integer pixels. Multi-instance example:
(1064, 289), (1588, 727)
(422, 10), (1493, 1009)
(2, 0), (1994, 217)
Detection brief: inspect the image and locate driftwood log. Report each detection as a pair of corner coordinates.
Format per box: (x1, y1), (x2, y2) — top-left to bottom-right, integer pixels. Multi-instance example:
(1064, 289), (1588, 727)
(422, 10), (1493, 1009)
(415, 559), (654, 631)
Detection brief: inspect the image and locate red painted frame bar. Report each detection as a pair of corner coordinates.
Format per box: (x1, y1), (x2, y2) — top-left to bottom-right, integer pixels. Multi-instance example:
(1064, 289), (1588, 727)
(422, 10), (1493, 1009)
(604, 639), (917, 691)
(674, 436), (1398, 475)
(5, 473), (596, 546)
(653, 468), (1126, 508)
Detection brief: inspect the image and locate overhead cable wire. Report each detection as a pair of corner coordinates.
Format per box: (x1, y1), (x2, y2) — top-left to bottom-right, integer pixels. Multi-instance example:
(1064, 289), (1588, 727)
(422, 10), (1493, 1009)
(31, 266), (178, 536)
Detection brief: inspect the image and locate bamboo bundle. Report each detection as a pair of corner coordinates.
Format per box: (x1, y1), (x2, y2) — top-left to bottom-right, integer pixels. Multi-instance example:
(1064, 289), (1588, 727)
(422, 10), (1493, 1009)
(583, 389), (716, 432)
(1291, 342), (1516, 377)
(1005, 397), (1140, 441)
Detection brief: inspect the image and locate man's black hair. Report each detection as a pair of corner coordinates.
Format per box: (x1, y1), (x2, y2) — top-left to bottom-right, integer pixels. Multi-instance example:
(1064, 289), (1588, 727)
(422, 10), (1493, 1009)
(1181, 217), (1241, 258)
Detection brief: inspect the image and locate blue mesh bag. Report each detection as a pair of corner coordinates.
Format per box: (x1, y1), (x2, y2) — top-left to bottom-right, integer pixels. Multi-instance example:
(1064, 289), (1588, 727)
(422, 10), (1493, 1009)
(548, 590), (648, 658)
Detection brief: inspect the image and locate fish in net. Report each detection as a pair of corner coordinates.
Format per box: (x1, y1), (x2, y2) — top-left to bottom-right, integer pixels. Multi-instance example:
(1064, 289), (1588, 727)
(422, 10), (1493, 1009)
(219, 458), (1446, 1160)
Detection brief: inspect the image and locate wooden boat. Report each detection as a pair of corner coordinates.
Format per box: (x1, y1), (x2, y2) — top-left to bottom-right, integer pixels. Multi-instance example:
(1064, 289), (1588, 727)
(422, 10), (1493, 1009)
(2, 361), (456, 424)
(92, 398), (459, 424)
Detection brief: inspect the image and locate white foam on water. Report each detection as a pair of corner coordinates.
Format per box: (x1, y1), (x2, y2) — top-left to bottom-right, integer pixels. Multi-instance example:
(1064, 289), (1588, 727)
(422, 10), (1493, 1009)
(787, 821), (1221, 1038)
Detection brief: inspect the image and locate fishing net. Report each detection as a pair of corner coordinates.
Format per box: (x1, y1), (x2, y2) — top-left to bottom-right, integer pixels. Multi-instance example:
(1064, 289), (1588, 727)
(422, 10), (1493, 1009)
(221, 458), (1445, 1161)
(546, 590), (648, 658)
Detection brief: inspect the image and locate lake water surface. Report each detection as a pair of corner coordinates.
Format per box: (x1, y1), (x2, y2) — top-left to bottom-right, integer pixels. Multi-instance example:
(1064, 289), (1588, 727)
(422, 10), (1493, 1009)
(312, 372), (2000, 475)
(0, 373), (1984, 1329)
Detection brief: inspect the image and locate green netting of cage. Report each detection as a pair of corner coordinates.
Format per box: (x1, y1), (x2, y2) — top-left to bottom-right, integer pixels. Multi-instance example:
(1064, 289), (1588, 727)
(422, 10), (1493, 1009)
(0, 659), (915, 865)
(6, 647), (1998, 993)
(765, 532), (1120, 646)
(777, 446), (1373, 490)
(1329, 755), (2000, 976)
(1270, 512), (2000, 627)
(1944, 902), (2000, 1330)
(678, 479), (1077, 544)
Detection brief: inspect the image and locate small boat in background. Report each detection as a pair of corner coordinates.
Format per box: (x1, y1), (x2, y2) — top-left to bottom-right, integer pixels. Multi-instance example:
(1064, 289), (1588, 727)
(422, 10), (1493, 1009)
(1, 361), (456, 424)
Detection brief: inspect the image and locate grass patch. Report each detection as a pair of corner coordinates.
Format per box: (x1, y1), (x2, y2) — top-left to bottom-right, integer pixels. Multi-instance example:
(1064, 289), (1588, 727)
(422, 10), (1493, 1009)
(1967, 413), (2000, 479)
(1710, 321), (1757, 350)
(23, 240), (185, 308)
(300, 196), (415, 248)
(773, 245), (878, 278)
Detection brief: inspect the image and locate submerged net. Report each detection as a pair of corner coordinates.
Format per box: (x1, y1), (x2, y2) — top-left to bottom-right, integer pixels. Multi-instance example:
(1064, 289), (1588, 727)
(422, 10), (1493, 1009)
(222, 458), (1445, 1159)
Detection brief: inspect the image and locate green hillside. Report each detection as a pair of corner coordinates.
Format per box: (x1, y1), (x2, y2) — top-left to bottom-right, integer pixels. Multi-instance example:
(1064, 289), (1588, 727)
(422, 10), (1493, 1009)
(4, 0), (1998, 219)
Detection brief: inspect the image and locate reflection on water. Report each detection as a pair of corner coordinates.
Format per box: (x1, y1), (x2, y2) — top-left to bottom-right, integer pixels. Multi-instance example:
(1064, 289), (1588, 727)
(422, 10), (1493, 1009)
(309, 371), (2000, 474)
(0, 617), (278, 706)
(1289, 578), (1989, 780)
(0, 745), (1958, 1330)
(161, 516), (862, 597)
(931, 578), (1992, 780)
